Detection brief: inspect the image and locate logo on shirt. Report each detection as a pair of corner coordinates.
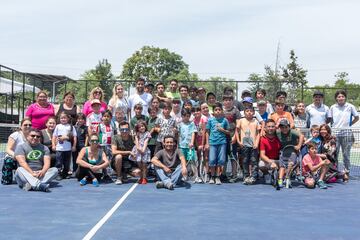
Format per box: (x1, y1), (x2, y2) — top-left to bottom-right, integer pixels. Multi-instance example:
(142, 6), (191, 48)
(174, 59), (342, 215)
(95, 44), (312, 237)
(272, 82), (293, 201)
(27, 150), (43, 161)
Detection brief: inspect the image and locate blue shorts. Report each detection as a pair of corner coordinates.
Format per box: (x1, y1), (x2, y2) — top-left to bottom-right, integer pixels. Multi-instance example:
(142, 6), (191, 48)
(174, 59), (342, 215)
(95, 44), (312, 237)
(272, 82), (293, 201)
(209, 144), (226, 167)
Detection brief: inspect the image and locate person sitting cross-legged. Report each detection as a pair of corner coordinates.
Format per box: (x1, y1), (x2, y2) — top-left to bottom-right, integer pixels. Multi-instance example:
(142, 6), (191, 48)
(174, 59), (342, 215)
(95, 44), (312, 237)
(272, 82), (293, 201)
(151, 135), (187, 190)
(14, 128), (58, 192)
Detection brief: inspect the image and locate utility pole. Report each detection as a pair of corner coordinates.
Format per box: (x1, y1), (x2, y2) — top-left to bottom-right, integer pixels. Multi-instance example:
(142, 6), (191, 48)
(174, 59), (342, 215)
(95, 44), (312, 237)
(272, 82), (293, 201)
(275, 40), (281, 90)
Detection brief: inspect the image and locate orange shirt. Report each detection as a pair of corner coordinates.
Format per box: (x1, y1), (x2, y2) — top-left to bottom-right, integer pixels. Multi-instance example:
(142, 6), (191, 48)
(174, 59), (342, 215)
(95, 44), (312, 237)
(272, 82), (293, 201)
(269, 111), (294, 128)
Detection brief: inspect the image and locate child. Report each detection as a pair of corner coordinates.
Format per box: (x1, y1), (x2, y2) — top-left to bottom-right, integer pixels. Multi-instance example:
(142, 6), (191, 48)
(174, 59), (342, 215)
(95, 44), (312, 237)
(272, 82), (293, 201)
(237, 106), (260, 185)
(302, 142), (331, 189)
(147, 106), (159, 157)
(113, 107), (126, 134)
(52, 112), (77, 179)
(130, 104), (149, 132)
(98, 110), (115, 160)
(178, 109), (200, 183)
(170, 98), (182, 124)
(193, 106), (205, 182)
(154, 102), (176, 153)
(86, 99), (103, 135)
(257, 100), (269, 121)
(206, 102), (230, 185)
(72, 113), (88, 174)
(129, 121), (151, 184)
(269, 99), (295, 129)
(304, 125), (321, 150)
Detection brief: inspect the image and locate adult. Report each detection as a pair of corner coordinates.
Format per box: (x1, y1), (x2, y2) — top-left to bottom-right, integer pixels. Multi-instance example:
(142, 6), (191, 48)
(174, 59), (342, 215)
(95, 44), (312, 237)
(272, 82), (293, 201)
(14, 128), (58, 192)
(40, 116), (57, 167)
(259, 119), (282, 184)
(82, 87), (107, 117)
(272, 91), (292, 113)
(164, 79), (180, 99)
(76, 133), (109, 186)
(327, 90), (359, 176)
(197, 87), (207, 103)
(179, 84), (190, 104)
(111, 121), (140, 185)
(151, 135), (187, 190)
(150, 97), (162, 117)
(253, 89), (273, 114)
(108, 83), (130, 121)
(223, 86), (243, 111)
(128, 77), (153, 118)
(306, 90), (329, 127)
(25, 91), (55, 130)
(55, 91), (80, 125)
(1, 118), (32, 185)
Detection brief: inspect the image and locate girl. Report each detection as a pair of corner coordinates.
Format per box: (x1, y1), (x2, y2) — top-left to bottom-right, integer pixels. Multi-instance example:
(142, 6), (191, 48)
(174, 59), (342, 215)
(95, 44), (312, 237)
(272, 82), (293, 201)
(72, 113), (88, 174)
(293, 101), (308, 135)
(130, 121), (151, 184)
(41, 116), (57, 167)
(76, 134), (109, 187)
(52, 112), (77, 179)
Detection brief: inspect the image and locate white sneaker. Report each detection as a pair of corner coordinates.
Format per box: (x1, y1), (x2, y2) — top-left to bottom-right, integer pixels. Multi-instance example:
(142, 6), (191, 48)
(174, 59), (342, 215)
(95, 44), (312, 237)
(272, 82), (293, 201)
(115, 178), (122, 185)
(194, 177), (204, 184)
(209, 177), (215, 184)
(264, 174), (271, 184)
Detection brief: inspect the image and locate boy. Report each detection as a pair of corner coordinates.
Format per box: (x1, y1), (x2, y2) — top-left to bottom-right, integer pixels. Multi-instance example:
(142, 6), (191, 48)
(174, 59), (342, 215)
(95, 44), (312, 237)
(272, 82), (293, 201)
(130, 104), (149, 131)
(205, 102), (230, 185)
(154, 102), (177, 153)
(237, 106), (260, 185)
(257, 100), (269, 121)
(270, 99), (295, 129)
(86, 99), (102, 135)
(147, 106), (159, 157)
(302, 142), (331, 189)
(304, 125), (321, 150)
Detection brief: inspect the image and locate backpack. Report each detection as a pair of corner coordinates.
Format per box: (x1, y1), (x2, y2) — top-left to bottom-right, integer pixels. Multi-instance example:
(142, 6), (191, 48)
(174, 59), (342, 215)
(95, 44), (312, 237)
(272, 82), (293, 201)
(1, 155), (18, 185)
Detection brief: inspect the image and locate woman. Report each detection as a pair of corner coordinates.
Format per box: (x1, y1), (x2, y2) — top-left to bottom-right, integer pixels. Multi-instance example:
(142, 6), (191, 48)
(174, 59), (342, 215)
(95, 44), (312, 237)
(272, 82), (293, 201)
(25, 91), (55, 130)
(293, 101), (308, 136)
(206, 92), (216, 114)
(41, 116), (57, 167)
(108, 83), (129, 121)
(82, 87), (107, 117)
(76, 134), (109, 187)
(150, 96), (162, 117)
(55, 91), (80, 125)
(1, 118), (32, 184)
(328, 90), (359, 178)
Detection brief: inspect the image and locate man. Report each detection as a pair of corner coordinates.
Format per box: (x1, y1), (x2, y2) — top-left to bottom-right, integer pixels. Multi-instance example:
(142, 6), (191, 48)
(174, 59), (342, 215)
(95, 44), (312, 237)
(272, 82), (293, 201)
(151, 135), (187, 190)
(306, 90), (329, 127)
(259, 119), (282, 184)
(14, 128), (58, 192)
(128, 77), (153, 118)
(197, 87), (206, 103)
(111, 121), (140, 185)
(179, 84), (190, 104)
(224, 86), (244, 111)
(164, 79), (180, 100)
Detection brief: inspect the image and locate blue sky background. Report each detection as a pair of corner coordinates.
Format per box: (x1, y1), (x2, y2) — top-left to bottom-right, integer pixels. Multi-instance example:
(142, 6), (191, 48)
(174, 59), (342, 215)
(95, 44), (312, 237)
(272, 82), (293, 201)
(1, 0), (360, 86)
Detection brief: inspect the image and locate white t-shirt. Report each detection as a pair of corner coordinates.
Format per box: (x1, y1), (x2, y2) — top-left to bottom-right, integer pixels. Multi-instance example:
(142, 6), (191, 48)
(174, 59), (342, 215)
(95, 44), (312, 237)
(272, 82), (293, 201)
(328, 103), (359, 128)
(53, 124), (77, 151)
(128, 92), (153, 118)
(306, 103), (329, 127)
(9, 131), (26, 151)
(109, 97), (129, 117)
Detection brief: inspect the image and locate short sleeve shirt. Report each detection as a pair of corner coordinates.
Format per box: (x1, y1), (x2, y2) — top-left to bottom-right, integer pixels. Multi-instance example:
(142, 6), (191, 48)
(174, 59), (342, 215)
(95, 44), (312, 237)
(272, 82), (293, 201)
(206, 116), (229, 145)
(328, 103), (359, 128)
(178, 122), (197, 148)
(111, 135), (134, 152)
(259, 136), (282, 160)
(306, 103), (329, 127)
(223, 107), (241, 135)
(276, 129), (299, 149)
(302, 153), (321, 175)
(14, 142), (50, 171)
(155, 149), (183, 169)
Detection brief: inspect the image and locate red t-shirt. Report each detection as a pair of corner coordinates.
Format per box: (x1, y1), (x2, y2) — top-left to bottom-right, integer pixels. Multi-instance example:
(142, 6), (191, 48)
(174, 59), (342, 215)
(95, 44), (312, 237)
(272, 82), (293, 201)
(302, 153), (321, 175)
(259, 135), (281, 160)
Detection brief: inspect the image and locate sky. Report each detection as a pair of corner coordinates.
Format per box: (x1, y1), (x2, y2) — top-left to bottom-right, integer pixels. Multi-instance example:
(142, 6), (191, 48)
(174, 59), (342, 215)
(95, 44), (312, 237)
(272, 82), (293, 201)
(1, 0), (360, 87)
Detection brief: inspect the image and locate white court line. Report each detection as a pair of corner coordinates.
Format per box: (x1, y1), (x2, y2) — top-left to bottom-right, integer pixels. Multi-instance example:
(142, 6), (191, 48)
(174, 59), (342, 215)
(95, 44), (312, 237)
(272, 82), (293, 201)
(82, 183), (138, 240)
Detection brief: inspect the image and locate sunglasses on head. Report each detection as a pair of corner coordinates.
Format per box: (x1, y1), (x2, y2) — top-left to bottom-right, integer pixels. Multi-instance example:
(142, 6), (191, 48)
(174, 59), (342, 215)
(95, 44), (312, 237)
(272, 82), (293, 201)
(30, 134), (41, 139)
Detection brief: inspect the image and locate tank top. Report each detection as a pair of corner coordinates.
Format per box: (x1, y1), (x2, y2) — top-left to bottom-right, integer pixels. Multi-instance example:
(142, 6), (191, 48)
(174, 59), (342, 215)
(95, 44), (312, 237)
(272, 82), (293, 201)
(56, 103), (77, 125)
(84, 147), (103, 165)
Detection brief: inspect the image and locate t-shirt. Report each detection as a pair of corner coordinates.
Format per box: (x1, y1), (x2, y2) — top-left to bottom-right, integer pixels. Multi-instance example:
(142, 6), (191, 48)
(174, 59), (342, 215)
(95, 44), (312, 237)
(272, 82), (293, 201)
(306, 103), (329, 127)
(111, 135), (134, 152)
(25, 103), (55, 130)
(128, 92), (153, 118)
(328, 102), (359, 128)
(302, 153), (321, 175)
(155, 149), (183, 169)
(109, 97), (129, 119)
(206, 116), (229, 145)
(53, 124), (77, 151)
(14, 142), (50, 171)
(86, 112), (102, 134)
(164, 91), (180, 99)
(259, 135), (281, 160)
(223, 106), (241, 136)
(9, 131), (26, 149)
(155, 116), (176, 142)
(178, 122), (197, 148)
(269, 111), (294, 127)
(75, 125), (88, 148)
(240, 110), (264, 123)
(98, 123), (114, 146)
(147, 117), (158, 146)
(130, 115), (149, 130)
(276, 129), (299, 149)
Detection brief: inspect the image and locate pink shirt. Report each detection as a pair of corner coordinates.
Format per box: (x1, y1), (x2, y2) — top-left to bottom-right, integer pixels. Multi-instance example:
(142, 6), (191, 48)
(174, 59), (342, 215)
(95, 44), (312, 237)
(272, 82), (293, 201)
(25, 103), (55, 130)
(82, 100), (107, 117)
(302, 153), (321, 175)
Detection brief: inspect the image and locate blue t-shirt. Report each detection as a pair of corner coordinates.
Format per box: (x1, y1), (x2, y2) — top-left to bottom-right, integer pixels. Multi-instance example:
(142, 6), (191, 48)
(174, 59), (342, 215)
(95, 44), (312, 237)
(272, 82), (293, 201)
(206, 116), (229, 145)
(178, 122), (197, 148)
(261, 112), (268, 121)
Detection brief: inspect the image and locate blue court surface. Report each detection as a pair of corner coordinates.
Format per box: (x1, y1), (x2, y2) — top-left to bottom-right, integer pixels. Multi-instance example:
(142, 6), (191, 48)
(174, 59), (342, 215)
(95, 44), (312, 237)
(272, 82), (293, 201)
(1, 178), (360, 240)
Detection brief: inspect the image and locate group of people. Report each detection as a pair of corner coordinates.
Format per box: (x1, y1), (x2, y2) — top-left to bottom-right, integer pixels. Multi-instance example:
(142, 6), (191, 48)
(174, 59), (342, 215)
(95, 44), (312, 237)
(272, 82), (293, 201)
(1, 77), (359, 192)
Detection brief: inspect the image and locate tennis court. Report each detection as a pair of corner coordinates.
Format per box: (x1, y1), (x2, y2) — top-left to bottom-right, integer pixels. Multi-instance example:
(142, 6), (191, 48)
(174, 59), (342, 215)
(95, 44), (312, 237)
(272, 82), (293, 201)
(1, 175), (360, 240)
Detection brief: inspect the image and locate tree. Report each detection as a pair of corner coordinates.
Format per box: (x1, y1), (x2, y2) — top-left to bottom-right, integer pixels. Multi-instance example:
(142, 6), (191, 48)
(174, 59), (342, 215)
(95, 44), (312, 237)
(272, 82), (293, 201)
(58, 59), (115, 103)
(120, 46), (189, 82)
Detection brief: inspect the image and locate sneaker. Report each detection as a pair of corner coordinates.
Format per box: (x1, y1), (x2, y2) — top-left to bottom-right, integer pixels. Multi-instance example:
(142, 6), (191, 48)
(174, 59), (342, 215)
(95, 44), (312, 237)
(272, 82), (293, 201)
(317, 180), (327, 189)
(102, 174), (113, 183)
(138, 178), (143, 184)
(243, 177), (250, 185)
(92, 179), (99, 187)
(248, 177), (256, 185)
(205, 173), (211, 183)
(79, 178), (87, 186)
(215, 177), (222, 185)
(165, 182), (174, 190)
(22, 182), (32, 191)
(194, 177), (203, 184)
(114, 178), (122, 185)
(277, 179), (284, 188)
(264, 174), (271, 184)
(155, 181), (165, 189)
(141, 178), (148, 184)
(285, 178), (292, 188)
(37, 183), (50, 192)
(209, 177), (215, 184)
(56, 175), (63, 181)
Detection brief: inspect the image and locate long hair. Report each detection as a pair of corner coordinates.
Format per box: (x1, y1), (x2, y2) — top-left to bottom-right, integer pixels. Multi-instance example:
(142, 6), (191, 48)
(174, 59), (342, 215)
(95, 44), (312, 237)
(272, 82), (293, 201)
(109, 83), (127, 107)
(89, 87), (104, 102)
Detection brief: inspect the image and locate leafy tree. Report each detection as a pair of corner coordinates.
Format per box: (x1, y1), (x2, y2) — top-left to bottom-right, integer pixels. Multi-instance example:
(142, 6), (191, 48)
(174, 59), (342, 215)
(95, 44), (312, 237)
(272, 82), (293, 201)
(120, 46), (189, 83)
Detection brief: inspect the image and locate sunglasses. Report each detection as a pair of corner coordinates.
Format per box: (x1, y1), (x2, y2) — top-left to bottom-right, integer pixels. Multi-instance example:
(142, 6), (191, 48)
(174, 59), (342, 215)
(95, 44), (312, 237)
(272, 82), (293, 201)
(23, 124), (32, 127)
(94, 91), (102, 94)
(30, 135), (41, 139)
(119, 128), (129, 132)
(89, 139), (99, 144)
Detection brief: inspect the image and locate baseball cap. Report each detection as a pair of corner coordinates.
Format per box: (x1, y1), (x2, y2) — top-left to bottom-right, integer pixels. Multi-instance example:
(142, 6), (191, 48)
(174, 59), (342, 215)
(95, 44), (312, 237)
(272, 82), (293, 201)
(279, 119), (290, 127)
(91, 99), (101, 105)
(242, 97), (253, 103)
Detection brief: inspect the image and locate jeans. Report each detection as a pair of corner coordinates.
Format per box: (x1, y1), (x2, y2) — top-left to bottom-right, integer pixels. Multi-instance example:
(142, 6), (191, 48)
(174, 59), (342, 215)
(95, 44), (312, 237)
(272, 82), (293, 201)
(155, 165), (183, 186)
(336, 135), (353, 172)
(15, 167), (58, 189)
(242, 146), (259, 178)
(209, 144), (227, 167)
(56, 151), (72, 177)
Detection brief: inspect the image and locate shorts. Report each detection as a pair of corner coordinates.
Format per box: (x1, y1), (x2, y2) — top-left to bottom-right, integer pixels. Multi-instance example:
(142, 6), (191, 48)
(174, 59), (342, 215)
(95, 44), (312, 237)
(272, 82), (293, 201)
(259, 159), (279, 170)
(209, 144), (226, 167)
(180, 148), (196, 161)
(279, 152), (298, 168)
(111, 155), (138, 172)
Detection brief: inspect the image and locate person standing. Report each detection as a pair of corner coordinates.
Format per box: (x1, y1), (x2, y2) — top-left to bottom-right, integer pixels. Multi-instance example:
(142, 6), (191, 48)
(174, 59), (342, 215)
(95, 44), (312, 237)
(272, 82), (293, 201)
(82, 87), (107, 117)
(55, 91), (80, 125)
(25, 91), (55, 130)
(306, 90), (329, 127)
(128, 77), (153, 118)
(108, 83), (130, 121)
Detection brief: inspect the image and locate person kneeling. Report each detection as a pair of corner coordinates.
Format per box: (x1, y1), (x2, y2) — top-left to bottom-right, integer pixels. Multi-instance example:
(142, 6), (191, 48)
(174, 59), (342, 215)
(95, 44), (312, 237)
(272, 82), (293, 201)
(14, 128), (58, 192)
(302, 142), (330, 189)
(76, 134), (109, 187)
(151, 135), (187, 190)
